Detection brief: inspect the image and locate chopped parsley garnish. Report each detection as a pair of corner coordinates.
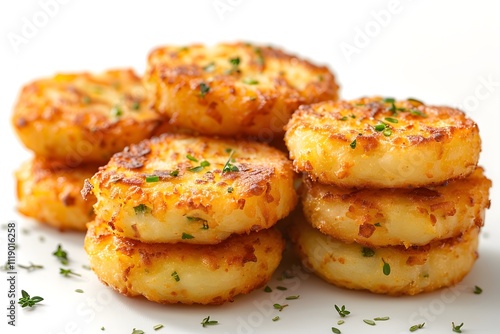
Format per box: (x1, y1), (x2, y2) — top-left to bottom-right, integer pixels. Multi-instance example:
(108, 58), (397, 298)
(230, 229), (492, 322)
(337, 320), (345, 325)
(146, 175), (159, 182)
(222, 150), (239, 173)
(374, 123), (386, 132)
(153, 324), (164, 331)
(227, 186), (234, 193)
(111, 105), (123, 117)
(276, 286), (287, 291)
(186, 154), (198, 162)
(75, 289), (84, 293)
(331, 327), (341, 334)
(228, 57), (241, 74)
(264, 285), (272, 292)
(273, 303), (288, 312)
(362, 247), (375, 257)
(383, 129), (393, 137)
(410, 323), (425, 332)
(60, 268), (81, 277)
(285, 295), (300, 300)
(189, 160), (210, 172)
(53, 244), (69, 265)
(383, 97), (395, 104)
(363, 319), (376, 326)
(131, 101), (140, 110)
(182, 233), (194, 240)
(134, 204), (151, 215)
(169, 169), (179, 177)
(384, 117), (398, 123)
(131, 329), (145, 334)
(349, 139), (357, 149)
(171, 271), (180, 282)
(473, 285), (483, 294)
(272, 316), (280, 322)
(374, 316), (390, 321)
(199, 83), (210, 98)
(340, 116), (349, 121)
(407, 97), (423, 105)
(203, 62), (215, 72)
(334, 304), (350, 317)
(243, 78), (259, 85)
(452, 322), (464, 333)
(201, 316), (218, 327)
(18, 262), (44, 272)
(18, 290), (43, 308)
(410, 109), (427, 117)
(382, 259), (391, 275)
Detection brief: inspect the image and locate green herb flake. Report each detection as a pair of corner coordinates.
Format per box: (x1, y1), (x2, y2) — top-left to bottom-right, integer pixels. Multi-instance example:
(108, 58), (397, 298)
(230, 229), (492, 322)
(350, 139), (357, 149)
(362, 247), (375, 257)
(374, 223), (381, 227)
(410, 323), (425, 332)
(200, 160), (210, 167)
(131, 102), (140, 110)
(452, 322), (464, 333)
(186, 154), (198, 162)
(243, 78), (259, 85)
(203, 62), (215, 72)
(18, 263), (44, 272)
(276, 286), (287, 291)
(188, 166), (204, 173)
(82, 264), (91, 270)
(382, 259), (391, 276)
(264, 285), (272, 293)
(374, 123), (386, 132)
(340, 116), (349, 121)
(374, 316), (390, 321)
(383, 129), (393, 137)
(227, 186), (234, 193)
(222, 150), (239, 173)
(171, 271), (180, 282)
(182, 233), (194, 240)
(75, 289), (84, 293)
(111, 105), (123, 117)
(18, 290), (44, 308)
(101, 327), (105, 331)
(146, 175), (160, 183)
(410, 109), (427, 117)
(199, 83), (210, 98)
(383, 97), (395, 104)
(60, 268), (81, 277)
(407, 97), (423, 105)
(384, 117), (398, 123)
(272, 316), (280, 322)
(337, 320), (345, 325)
(153, 324), (164, 331)
(133, 204), (151, 215)
(273, 303), (289, 312)
(131, 329), (144, 334)
(169, 169), (179, 177)
(334, 304), (350, 318)
(201, 316), (219, 327)
(331, 327), (341, 334)
(473, 285), (483, 294)
(285, 295), (300, 300)
(53, 244), (69, 265)
(363, 319), (376, 326)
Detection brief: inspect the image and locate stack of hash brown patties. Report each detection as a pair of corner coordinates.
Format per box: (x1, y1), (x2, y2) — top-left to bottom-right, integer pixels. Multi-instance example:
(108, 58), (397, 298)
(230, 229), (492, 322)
(284, 96), (491, 295)
(12, 69), (163, 231)
(82, 42), (339, 304)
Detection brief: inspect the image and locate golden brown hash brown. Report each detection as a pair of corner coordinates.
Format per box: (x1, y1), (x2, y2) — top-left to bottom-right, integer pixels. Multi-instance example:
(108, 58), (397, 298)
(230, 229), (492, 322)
(144, 42), (338, 139)
(288, 215), (479, 296)
(84, 218), (285, 305)
(83, 133), (297, 244)
(302, 167), (491, 247)
(285, 97), (481, 188)
(16, 157), (97, 231)
(12, 69), (162, 164)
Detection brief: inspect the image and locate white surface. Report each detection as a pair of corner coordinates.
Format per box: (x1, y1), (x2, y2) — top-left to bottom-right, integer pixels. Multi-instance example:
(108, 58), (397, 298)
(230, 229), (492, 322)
(1, 1), (500, 333)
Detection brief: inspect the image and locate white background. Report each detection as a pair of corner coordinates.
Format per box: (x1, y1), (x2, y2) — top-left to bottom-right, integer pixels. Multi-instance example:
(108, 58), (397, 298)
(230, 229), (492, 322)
(1, 1), (499, 333)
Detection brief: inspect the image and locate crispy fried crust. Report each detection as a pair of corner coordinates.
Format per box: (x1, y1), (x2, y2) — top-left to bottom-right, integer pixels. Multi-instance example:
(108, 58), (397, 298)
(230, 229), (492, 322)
(84, 133), (297, 243)
(302, 167), (491, 247)
(84, 219), (284, 305)
(15, 158), (97, 231)
(12, 69), (162, 164)
(144, 42), (338, 139)
(285, 97), (481, 188)
(288, 215), (479, 296)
